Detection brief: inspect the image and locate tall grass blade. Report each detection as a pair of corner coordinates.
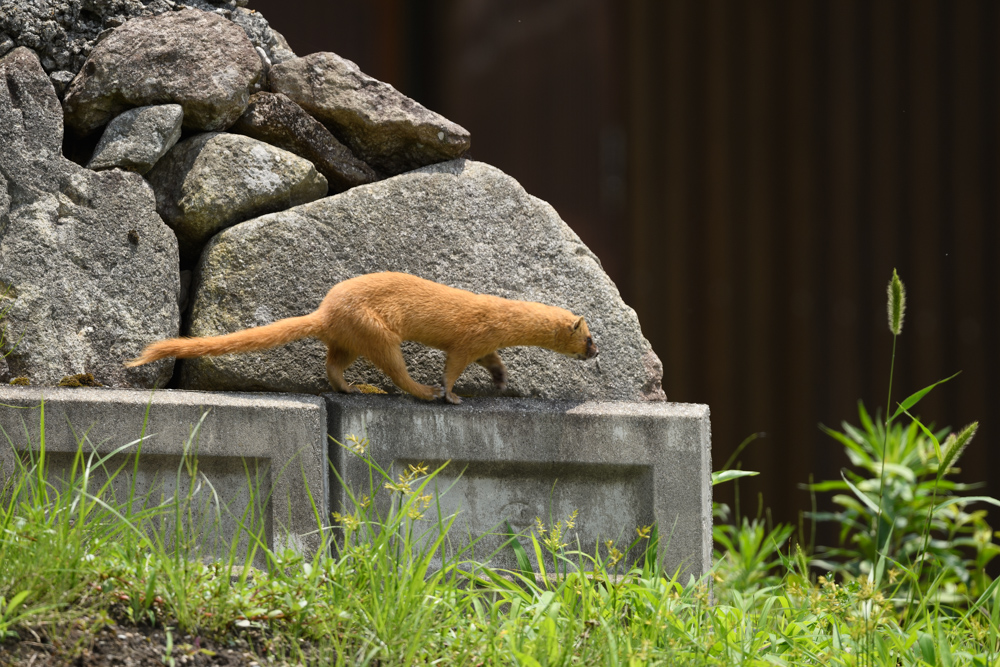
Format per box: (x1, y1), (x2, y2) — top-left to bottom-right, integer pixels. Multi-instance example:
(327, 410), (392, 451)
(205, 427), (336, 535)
(840, 471), (881, 515)
(712, 470), (759, 485)
(888, 372), (961, 424)
(504, 520), (535, 582)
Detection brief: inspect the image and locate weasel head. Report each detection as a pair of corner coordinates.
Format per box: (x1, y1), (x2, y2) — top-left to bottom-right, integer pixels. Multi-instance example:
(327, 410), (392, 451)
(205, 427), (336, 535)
(562, 316), (598, 360)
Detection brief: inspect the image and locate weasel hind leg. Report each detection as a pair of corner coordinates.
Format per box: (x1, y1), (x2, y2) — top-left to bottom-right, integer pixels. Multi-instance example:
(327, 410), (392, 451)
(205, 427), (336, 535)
(443, 353), (484, 405)
(475, 351), (508, 390)
(326, 346), (359, 393)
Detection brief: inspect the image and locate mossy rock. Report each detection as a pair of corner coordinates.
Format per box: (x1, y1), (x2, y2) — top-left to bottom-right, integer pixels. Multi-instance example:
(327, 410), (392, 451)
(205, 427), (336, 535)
(57, 373), (103, 388)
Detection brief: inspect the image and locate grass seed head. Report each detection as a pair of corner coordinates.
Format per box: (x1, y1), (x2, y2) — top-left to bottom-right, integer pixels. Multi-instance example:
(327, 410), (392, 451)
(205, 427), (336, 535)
(887, 268), (906, 336)
(939, 421), (979, 473)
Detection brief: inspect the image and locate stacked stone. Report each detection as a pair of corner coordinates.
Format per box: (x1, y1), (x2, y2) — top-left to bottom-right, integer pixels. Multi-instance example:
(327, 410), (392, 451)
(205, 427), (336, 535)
(0, 2), (664, 402)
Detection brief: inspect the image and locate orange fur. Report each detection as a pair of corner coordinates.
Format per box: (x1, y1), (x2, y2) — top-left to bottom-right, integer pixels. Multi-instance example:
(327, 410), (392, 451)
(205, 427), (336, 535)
(127, 272), (598, 403)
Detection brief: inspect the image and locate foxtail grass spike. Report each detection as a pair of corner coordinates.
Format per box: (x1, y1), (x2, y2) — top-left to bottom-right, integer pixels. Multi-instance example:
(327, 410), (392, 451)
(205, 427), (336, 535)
(887, 269), (906, 335)
(939, 421), (979, 474)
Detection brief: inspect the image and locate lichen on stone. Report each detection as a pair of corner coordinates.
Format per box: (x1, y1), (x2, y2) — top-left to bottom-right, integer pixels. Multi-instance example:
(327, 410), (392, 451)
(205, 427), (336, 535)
(57, 372), (103, 387)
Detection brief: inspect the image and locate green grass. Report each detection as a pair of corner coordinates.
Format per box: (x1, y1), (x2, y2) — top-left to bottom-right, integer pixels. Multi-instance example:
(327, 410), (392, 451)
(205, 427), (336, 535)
(1, 408), (999, 666)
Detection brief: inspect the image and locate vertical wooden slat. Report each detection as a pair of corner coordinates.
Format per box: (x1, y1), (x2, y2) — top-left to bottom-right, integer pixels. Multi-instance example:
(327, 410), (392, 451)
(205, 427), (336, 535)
(905, 1), (945, 417)
(986, 0), (1000, 487)
(780, 0), (820, 498)
(825, 0), (861, 431)
(741, 0), (777, 488)
(625, 0), (655, 325)
(949, 1), (985, 473)
(867, 0), (903, 413)
(373, 0), (405, 90)
(703, 0), (735, 459)
(660, 0), (694, 402)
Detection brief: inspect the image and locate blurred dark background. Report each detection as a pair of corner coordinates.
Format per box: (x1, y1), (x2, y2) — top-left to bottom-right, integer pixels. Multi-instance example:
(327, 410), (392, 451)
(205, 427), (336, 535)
(248, 0), (998, 535)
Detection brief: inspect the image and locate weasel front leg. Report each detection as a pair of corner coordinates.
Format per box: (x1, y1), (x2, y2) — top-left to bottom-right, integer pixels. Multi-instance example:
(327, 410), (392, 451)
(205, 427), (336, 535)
(475, 351), (508, 390)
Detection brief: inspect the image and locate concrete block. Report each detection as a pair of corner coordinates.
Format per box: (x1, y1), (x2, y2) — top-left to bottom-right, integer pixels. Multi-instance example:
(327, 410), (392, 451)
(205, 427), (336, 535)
(0, 387), (328, 560)
(326, 395), (712, 579)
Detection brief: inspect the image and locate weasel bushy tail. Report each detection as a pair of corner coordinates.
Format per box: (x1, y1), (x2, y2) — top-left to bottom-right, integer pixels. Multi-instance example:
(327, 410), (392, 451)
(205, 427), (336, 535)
(125, 314), (320, 367)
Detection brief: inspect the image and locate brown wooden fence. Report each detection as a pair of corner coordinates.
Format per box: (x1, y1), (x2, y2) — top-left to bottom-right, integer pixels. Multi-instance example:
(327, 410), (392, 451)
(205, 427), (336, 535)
(624, 0), (999, 526)
(253, 0), (998, 531)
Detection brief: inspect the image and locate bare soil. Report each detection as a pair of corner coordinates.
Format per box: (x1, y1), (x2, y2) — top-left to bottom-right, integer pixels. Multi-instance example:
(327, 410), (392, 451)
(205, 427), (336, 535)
(0, 620), (277, 666)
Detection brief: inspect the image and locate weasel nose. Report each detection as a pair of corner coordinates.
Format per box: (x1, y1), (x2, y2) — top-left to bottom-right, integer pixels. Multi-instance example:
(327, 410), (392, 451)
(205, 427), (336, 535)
(588, 343), (598, 359)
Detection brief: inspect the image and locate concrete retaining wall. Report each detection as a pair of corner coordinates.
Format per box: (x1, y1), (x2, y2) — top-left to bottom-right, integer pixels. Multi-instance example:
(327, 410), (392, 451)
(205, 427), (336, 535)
(0, 387), (711, 579)
(0, 387), (328, 561)
(326, 395), (712, 578)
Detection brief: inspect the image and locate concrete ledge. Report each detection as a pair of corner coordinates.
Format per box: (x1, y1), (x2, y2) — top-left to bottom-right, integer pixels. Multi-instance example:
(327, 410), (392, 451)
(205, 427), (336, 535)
(0, 387), (328, 559)
(326, 395), (712, 578)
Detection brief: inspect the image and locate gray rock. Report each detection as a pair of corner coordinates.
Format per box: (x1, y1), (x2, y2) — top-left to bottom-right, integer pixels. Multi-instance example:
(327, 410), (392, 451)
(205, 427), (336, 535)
(229, 7), (296, 68)
(231, 92), (378, 193)
(269, 48), (297, 66)
(180, 159), (664, 401)
(0, 48), (63, 167)
(269, 52), (471, 176)
(0, 33), (14, 58)
(87, 104), (184, 174)
(48, 69), (75, 97)
(0, 47), (180, 387)
(0, 1), (289, 78)
(145, 132), (328, 263)
(63, 9), (263, 135)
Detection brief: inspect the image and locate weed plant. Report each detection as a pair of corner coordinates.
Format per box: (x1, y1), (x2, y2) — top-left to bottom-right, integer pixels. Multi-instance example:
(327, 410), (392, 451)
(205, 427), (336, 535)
(808, 403), (998, 601)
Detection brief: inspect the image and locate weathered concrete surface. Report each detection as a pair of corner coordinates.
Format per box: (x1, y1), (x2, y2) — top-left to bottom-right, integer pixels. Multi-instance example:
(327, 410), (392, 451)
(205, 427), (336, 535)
(180, 159), (663, 401)
(0, 386), (329, 561)
(62, 9), (263, 135)
(87, 104), (184, 174)
(0, 47), (179, 388)
(326, 394), (712, 578)
(270, 52), (470, 175)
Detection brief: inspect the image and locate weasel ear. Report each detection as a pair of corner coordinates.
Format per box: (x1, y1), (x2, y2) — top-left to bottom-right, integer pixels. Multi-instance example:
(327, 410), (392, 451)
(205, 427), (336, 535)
(572, 317), (585, 331)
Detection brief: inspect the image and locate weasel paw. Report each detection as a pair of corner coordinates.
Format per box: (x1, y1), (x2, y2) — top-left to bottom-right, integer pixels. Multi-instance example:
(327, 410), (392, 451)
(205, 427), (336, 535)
(444, 391), (462, 405)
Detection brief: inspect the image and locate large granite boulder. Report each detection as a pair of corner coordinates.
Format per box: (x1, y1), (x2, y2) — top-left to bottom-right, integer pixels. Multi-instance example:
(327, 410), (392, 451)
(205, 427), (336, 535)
(63, 9), (263, 135)
(0, 48), (180, 387)
(179, 159), (664, 401)
(146, 132), (328, 263)
(231, 92), (378, 193)
(87, 104), (184, 174)
(269, 52), (471, 176)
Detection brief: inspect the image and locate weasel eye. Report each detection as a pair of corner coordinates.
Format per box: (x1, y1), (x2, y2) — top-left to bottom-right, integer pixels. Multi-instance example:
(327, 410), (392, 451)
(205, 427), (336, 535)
(586, 337), (592, 345)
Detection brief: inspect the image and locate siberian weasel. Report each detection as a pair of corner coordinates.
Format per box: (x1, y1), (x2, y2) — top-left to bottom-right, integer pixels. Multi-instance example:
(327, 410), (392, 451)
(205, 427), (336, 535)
(127, 272), (598, 403)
